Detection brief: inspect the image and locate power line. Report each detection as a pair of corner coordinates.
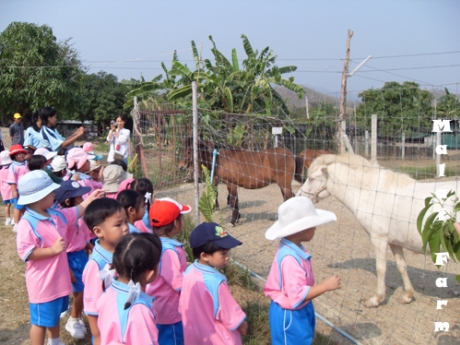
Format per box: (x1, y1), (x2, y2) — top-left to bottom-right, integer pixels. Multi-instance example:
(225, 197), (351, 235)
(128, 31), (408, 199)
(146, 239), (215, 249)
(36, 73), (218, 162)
(82, 50), (460, 63)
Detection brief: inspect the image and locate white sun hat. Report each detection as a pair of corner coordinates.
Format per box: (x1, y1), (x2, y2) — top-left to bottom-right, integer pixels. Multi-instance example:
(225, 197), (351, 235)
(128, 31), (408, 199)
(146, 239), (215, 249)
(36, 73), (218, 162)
(51, 155), (67, 172)
(0, 150), (12, 166)
(18, 170), (61, 205)
(265, 196), (337, 240)
(35, 147), (58, 161)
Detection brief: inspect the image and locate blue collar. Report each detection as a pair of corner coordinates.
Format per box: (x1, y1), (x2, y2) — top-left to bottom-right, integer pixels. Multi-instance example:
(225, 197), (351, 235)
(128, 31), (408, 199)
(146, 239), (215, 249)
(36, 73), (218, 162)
(192, 260), (227, 281)
(25, 207), (55, 221)
(93, 240), (113, 264)
(111, 279), (154, 304)
(280, 238), (311, 260)
(12, 161), (26, 166)
(128, 223), (140, 233)
(161, 237), (183, 248)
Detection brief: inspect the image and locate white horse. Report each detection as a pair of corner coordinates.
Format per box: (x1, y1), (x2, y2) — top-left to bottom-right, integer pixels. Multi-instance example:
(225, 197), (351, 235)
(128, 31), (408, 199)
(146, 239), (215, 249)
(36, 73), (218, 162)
(297, 153), (460, 307)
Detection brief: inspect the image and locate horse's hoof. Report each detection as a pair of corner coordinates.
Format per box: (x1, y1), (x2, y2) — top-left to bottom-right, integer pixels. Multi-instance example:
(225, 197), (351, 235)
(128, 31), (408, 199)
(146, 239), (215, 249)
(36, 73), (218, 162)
(400, 294), (413, 304)
(363, 296), (381, 308)
(226, 222), (235, 228)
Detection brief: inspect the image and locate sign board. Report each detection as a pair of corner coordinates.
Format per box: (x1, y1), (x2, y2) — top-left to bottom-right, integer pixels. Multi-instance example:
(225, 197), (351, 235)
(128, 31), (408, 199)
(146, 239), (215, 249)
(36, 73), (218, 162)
(272, 127), (283, 135)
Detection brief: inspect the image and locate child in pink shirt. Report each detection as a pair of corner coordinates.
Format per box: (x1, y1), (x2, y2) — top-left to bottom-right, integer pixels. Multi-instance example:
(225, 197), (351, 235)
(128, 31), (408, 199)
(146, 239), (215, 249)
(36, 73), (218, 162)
(0, 150), (13, 225)
(130, 178), (154, 233)
(82, 198), (129, 345)
(116, 189), (145, 234)
(54, 180), (94, 340)
(16, 170), (104, 345)
(96, 232), (162, 345)
(146, 197), (191, 344)
(7, 144), (30, 231)
(264, 197), (341, 344)
(179, 222), (248, 345)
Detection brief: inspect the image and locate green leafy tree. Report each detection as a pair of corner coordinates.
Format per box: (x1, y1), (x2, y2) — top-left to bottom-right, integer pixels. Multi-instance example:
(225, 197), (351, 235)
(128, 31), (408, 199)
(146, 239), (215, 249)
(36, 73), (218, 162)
(0, 22), (84, 119)
(356, 81), (433, 136)
(166, 35), (304, 115)
(74, 71), (130, 132)
(437, 88), (460, 118)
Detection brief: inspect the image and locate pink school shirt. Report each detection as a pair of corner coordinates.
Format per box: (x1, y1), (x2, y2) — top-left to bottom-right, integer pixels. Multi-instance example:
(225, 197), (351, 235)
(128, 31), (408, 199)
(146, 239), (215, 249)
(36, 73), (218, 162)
(65, 209), (90, 253)
(79, 176), (103, 199)
(264, 238), (315, 310)
(16, 207), (77, 303)
(134, 219), (151, 233)
(179, 262), (246, 345)
(82, 241), (113, 315)
(7, 161), (29, 185)
(97, 280), (159, 345)
(146, 238), (187, 324)
(0, 166), (13, 200)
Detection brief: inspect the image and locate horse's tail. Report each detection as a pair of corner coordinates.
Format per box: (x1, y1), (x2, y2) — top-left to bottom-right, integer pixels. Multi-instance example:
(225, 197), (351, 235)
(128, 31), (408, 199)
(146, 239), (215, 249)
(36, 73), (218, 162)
(294, 155), (305, 183)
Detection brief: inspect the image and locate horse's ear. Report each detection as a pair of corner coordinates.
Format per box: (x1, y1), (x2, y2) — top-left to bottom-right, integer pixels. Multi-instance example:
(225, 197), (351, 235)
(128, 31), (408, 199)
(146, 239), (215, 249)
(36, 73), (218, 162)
(319, 165), (329, 178)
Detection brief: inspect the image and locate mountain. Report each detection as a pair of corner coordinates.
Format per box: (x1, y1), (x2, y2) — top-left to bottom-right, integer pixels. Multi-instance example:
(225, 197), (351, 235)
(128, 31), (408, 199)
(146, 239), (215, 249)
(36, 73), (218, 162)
(275, 85), (344, 108)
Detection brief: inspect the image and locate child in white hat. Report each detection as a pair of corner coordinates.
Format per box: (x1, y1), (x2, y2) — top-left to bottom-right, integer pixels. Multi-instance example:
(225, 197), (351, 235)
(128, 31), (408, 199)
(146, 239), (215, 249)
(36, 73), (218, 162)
(16, 170), (104, 345)
(264, 196), (341, 345)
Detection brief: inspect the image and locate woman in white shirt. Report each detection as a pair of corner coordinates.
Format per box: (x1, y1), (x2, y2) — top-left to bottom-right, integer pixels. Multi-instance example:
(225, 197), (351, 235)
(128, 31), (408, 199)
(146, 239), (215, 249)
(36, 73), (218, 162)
(107, 114), (130, 163)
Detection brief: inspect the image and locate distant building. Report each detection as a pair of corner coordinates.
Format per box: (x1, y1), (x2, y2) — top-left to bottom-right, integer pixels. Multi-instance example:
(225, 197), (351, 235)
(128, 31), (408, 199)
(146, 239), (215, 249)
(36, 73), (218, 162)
(56, 120), (98, 141)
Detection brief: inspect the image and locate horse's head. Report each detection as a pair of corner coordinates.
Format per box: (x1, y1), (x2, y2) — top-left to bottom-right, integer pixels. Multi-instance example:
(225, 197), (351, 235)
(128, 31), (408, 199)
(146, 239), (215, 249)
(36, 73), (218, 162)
(178, 137), (215, 171)
(178, 137), (194, 170)
(296, 164), (330, 203)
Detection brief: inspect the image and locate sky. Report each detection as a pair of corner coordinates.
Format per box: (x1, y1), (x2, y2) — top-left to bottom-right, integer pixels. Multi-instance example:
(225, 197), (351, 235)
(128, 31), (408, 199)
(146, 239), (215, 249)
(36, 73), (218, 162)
(1, 0), (460, 99)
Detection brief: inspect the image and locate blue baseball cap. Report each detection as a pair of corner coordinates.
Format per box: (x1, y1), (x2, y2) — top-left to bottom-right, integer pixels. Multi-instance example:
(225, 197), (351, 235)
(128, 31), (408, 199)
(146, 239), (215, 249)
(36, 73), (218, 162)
(190, 222), (242, 249)
(54, 180), (91, 204)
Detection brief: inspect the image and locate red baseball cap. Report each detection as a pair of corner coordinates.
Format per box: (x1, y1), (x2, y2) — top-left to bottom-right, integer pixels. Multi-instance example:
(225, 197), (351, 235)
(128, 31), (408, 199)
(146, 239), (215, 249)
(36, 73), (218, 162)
(149, 197), (191, 227)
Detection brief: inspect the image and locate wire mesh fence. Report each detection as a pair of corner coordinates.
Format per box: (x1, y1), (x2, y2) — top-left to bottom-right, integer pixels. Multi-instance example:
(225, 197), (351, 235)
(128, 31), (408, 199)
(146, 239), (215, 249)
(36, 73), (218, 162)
(132, 94), (460, 344)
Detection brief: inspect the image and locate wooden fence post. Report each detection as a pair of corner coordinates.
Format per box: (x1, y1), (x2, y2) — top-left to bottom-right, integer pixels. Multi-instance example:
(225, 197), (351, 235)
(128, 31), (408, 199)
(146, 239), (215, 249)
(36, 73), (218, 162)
(371, 114), (377, 164)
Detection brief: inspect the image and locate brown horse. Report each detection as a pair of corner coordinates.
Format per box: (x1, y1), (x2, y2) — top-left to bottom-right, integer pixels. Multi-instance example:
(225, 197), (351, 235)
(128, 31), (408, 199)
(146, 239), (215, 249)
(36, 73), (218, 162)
(179, 137), (303, 225)
(297, 148), (333, 171)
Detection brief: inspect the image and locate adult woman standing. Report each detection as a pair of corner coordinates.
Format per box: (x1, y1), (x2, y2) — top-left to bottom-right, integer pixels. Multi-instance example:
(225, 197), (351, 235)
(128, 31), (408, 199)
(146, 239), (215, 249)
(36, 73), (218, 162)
(24, 111), (46, 149)
(107, 114), (130, 164)
(40, 106), (85, 151)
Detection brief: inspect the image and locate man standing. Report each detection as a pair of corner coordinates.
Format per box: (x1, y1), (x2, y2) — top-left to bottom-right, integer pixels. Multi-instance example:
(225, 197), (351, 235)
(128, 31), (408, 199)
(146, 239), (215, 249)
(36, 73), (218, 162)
(9, 113), (24, 146)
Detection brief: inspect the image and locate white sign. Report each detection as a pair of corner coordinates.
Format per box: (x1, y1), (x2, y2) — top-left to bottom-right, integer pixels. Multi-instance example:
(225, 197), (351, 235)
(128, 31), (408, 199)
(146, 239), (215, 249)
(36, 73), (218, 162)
(272, 127), (283, 135)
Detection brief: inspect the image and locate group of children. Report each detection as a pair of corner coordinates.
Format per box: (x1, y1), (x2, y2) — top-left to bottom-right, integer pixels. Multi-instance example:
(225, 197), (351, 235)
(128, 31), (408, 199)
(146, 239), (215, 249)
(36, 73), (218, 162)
(7, 139), (342, 345)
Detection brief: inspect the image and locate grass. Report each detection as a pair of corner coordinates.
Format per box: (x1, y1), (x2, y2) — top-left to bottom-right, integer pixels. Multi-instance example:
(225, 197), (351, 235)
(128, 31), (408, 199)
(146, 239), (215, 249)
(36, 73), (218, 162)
(397, 165), (460, 179)
(91, 141), (109, 153)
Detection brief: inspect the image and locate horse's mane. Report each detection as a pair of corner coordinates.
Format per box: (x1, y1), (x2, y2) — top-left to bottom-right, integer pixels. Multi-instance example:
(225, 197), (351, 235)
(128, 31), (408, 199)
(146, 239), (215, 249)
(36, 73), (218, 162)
(308, 153), (414, 189)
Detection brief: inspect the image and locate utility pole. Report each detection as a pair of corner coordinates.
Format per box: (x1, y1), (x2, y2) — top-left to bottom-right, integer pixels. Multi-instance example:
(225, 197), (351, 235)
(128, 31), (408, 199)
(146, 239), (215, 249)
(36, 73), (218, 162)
(305, 95), (309, 119)
(338, 29), (353, 154)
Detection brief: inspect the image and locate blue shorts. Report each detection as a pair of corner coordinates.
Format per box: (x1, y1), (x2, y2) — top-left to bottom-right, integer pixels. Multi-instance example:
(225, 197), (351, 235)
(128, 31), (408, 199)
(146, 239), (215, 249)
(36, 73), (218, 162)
(3, 199), (11, 205)
(30, 295), (69, 328)
(12, 197), (25, 211)
(269, 300), (316, 345)
(68, 249), (88, 293)
(157, 321), (184, 345)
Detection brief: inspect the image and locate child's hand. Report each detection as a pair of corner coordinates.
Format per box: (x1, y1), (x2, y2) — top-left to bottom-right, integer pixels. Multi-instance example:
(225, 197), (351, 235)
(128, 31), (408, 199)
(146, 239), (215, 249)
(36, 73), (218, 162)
(85, 242), (94, 256)
(69, 268), (76, 283)
(52, 237), (66, 254)
(323, 274), (341, 291)
(87, 189), (106, 202)
(238, 321), (248, 335)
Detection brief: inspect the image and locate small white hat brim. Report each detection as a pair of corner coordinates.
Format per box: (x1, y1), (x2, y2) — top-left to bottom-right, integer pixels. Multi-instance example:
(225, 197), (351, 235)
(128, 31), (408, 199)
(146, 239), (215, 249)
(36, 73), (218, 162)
(265, 209), (337, 240)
